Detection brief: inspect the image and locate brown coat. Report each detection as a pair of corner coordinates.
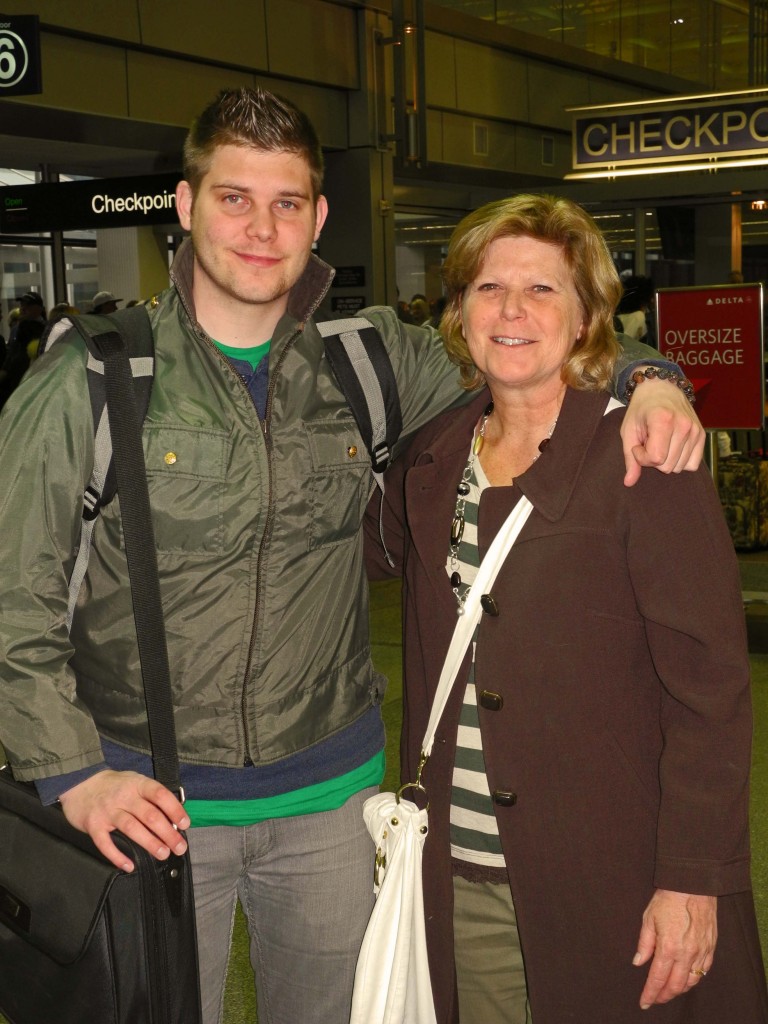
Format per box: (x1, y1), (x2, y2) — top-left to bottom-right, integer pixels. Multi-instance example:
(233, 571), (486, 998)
(366, 386), (768, 1024)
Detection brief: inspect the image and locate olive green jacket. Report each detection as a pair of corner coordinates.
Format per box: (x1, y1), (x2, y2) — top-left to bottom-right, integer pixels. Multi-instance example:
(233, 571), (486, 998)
(0, 240), (660, 781)
(0, 241), (465, 780)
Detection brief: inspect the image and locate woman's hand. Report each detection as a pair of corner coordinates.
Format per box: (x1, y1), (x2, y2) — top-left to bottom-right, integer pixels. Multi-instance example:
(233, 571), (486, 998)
(621, 375), (705, 486)
(633, 889), (717, 1009)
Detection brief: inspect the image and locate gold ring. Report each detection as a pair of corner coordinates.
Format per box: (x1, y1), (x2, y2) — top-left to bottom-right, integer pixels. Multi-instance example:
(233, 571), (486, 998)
(690, 968), (707, 977)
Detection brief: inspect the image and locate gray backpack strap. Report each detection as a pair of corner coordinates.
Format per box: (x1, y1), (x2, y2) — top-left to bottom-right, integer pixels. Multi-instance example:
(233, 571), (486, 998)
(66, 391), (113, 629)
(42, 308), (155, 629)
(317, 316), (403, 493)
(318, 315), (402, 567)
(66, 348), (154, 628)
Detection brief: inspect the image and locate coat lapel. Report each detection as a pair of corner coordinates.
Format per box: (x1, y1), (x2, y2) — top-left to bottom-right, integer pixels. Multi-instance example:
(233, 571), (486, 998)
(515, 387), (612, 522)
(414, 388), (613, 561)
(403, 391), (489, 603)
(403, 387), (613, 579)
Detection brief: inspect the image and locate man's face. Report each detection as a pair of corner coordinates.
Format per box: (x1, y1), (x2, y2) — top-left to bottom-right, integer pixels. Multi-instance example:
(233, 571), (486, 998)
(176, 145), (328, 329)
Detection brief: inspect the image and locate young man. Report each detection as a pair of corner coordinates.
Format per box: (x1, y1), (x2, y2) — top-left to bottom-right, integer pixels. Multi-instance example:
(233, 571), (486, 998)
(0, 88), (703, 1024)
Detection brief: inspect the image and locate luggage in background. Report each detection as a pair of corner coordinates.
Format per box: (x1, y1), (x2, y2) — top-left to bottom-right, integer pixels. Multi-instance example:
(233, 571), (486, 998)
(718, 455), (768, 551)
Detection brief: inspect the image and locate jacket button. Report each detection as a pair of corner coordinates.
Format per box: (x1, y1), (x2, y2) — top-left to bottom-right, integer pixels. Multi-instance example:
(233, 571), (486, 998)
(481, 593), (499, 616)
(479, 690), (503, 711)
(492, 790), (517, 807)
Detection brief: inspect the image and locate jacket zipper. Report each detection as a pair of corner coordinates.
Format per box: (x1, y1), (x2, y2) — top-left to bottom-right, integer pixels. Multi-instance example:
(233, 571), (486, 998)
(239, 329), (300, 765)
(193, 325), (281, 766)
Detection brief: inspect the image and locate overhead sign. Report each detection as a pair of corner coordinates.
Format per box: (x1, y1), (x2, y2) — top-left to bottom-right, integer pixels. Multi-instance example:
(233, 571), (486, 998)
(0, 14), (41, 96)
(1, 173), (182, 233)
(656, 283), (765, 430)
(568, 88), (768, 178)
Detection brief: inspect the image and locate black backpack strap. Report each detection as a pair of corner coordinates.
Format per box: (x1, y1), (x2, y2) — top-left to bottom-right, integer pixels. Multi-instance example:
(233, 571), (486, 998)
(53, 307), (155, 628)
(318, 316), (403, 485)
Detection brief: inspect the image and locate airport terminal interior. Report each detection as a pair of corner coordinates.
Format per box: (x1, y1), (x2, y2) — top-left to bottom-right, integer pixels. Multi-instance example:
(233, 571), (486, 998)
(1, 0), (767, 1016)
(2, 0), (768, 313)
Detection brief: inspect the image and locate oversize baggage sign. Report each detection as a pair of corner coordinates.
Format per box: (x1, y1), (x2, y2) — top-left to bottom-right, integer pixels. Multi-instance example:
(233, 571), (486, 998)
(656, 283), (765, 429)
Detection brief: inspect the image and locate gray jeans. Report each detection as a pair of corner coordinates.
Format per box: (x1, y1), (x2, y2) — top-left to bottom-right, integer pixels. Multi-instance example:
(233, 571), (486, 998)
(187, 788), (377, 1024)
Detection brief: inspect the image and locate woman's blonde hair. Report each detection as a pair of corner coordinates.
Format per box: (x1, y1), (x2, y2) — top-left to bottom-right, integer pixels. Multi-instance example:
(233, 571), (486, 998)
(441, 194), (622, 391)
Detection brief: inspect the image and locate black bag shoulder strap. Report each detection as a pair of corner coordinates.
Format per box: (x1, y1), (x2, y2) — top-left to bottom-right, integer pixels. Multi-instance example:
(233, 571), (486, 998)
(317, 316), (403, 487)
(38, 312), (177, 789)
(87, 325), (180, 792)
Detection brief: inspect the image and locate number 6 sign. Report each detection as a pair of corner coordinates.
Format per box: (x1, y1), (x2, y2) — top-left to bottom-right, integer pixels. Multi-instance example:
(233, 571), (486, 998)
(0, 30), (28, 87)
(0, 16), (41, 96)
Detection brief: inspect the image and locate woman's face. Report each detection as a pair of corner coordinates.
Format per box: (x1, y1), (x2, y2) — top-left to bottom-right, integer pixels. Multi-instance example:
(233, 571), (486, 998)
(461, 235), (586, 399)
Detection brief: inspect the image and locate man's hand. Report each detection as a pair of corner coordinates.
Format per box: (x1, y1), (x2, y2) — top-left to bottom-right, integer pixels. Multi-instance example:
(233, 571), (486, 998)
(633, 889), (717, 1009)
(621, 375), (705, 486)
(58, 769), (190, 872)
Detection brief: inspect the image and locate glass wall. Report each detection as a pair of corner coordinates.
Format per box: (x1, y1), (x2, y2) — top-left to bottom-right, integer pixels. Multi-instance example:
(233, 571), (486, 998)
(0, 168), (99, 334)
(394, 197), (768, 329)
(395, 212), (459, 311)
(432, 0), (751, 91)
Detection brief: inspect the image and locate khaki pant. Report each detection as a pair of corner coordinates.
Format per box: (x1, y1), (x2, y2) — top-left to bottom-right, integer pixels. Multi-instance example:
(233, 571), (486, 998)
(453, 875), (533, 1024)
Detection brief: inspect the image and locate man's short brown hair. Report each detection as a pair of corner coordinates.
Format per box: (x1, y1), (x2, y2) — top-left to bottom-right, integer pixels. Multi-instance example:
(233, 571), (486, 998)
(183, 87), (324, 199)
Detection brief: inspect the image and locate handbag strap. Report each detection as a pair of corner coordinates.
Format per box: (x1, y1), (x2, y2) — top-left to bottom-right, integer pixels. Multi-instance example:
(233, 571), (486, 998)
(420, 495), (534, 761)
(96, 329), (182, 795)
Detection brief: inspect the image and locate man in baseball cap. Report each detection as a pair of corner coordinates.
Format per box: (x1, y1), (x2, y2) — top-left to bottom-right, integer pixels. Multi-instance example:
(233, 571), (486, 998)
(16, 292), (46, 318)
(91, 290), (121, 314)
(10, 293), (46, 343)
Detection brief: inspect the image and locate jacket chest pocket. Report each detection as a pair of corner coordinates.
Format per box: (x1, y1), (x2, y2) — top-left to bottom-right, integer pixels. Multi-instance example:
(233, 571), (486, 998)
(305, 419), (371, 550)
(143, 426), (231, 553)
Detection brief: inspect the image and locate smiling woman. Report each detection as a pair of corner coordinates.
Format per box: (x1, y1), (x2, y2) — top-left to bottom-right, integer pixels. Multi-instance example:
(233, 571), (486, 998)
(365, 194), (768, 1024)
(440, 195), (621, 488)
(460, 235), (586, 412)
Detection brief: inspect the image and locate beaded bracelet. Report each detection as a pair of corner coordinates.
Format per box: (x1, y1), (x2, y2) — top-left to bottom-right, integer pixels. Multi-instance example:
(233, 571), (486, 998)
(623, 366), (695, 405)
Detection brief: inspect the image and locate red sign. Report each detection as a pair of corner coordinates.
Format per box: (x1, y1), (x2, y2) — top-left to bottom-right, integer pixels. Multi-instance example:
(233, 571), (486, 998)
(656, 283), (765, 429)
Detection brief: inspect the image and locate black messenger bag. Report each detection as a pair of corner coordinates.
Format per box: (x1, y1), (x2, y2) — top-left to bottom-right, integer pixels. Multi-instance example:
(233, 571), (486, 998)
(0, 323), (202, 1024)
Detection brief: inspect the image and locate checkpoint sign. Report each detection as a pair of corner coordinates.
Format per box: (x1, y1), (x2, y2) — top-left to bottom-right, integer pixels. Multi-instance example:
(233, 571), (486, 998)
(656, 283), (765, 430)
(0, 14), (42, 97)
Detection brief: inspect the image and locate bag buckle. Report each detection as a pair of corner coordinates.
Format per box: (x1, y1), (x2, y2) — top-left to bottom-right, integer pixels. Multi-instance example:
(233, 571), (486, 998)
(396, 749), (429, 809)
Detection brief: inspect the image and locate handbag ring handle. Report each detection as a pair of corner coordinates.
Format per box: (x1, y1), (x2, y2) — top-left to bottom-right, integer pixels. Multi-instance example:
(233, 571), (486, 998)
(396, 780), (429, 811)
(395, 748), (429, 807)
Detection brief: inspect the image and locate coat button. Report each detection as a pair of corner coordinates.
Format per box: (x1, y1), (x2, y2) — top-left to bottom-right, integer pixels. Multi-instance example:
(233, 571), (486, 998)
(492, 791), (517, 807)
(479, 690), (503, 711)
(480, 593), (499, 616)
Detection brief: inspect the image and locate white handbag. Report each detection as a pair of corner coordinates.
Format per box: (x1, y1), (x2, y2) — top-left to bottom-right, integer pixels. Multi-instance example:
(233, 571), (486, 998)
(350, 497), (534, 1024)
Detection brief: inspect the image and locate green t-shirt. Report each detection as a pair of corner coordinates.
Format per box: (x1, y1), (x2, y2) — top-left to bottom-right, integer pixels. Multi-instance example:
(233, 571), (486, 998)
(214, 339), (270, 369)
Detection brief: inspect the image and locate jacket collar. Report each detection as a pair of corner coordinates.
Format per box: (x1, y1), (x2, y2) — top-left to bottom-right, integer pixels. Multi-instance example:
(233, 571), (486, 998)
(169, 237), (336, 331)
(414, 386), (613, 524)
